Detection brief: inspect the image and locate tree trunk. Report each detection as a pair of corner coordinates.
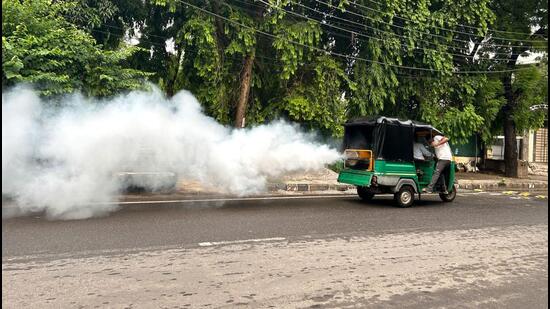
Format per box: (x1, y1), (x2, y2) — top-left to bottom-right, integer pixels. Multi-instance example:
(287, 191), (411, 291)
(165, 48), (184, 98)
(502, 72), (518, 177)
(211, 0), (227, 59)
(233, 4), (264, 128)
(234, 52), (255, 128)
(502, 50), (522, 177)
(503, 115), (519, 177)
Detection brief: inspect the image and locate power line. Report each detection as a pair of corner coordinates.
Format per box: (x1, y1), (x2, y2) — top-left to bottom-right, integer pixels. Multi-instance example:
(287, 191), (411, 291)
(92, 25), (447, 79)
(85, 23), (442, 79)
(86, 23), (461, 81)
(289, 0), (547, 49)
(258, 0), (532, 61)
(83, 24), (314, 67)
(266, 0), (528, 60)
(315, 19), (518, 62)
(173, 0), (534, 74)
(98, 1), (546, 60)
(72, 6), (539, 75)
(351, 0), (549, 38)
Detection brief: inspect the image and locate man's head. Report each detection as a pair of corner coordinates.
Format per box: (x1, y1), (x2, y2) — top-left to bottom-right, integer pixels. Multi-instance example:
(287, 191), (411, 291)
(415, 132), (429, 144)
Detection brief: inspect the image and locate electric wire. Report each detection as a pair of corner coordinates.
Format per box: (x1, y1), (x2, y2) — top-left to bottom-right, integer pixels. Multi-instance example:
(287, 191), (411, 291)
(173, 0), (536, 74)
(348, 0), (548, 38)
(280, 0), (546, 50)
(262, 0), (526, 60)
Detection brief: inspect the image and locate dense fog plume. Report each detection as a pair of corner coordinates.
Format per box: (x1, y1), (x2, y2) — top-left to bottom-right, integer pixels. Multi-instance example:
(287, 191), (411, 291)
(2, 86), (341, 219)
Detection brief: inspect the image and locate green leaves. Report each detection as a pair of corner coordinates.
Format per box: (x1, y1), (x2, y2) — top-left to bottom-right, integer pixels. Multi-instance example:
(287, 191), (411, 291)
(225, 10), (257, 56)
(511, 62), (548, 132)
(277, 56), (350, 136)
(2, 0), (150, 98)
(272, 21), (321, 80)
(3, 0), (545, 144)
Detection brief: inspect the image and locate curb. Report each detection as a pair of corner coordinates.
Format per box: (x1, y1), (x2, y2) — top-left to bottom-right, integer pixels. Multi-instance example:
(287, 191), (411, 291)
(267, 183), (356, 192)
(456, 181), (548, 191)
(267, 181), (548, 192)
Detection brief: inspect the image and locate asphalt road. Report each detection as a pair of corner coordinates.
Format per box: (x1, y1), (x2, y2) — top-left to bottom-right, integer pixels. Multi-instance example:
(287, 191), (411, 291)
(2, 191), (548, 308)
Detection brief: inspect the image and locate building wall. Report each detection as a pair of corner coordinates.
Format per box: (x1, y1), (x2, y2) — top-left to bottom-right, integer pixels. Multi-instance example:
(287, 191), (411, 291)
(449, 135), (482, 158)
(485, 136), (523, 160)
(432, 131), (546, 164)
(534, 128), (548, 163)
(527, 129), (535, 162)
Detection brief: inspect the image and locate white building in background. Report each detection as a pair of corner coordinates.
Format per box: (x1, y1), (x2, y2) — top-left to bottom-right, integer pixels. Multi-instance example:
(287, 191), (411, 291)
(483, 125), (548, 176)
(486, 128), (548, 163)
(526, 127), (548, 163)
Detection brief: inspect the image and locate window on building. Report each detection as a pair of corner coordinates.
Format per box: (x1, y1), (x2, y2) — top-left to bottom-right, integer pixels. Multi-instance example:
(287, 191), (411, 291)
(488, 136), (523, 160)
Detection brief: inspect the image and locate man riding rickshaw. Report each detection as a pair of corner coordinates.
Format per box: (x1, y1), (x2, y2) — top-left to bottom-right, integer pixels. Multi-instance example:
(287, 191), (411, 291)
(337, 116), (457, 207)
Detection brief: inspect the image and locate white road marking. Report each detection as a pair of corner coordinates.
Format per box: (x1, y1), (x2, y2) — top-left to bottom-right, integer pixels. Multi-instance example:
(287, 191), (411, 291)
(198, 237), (286, 247)
(4, 191), (545, 211)
(109, 195), (353, 206)
(2, 195), (356, 211)
(109, 192), (498, 205)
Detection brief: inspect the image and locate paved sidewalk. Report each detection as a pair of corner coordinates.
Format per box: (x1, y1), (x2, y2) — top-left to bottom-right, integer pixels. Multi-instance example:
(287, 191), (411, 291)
(170, 169), (547, 195)
(265, 169), (547, 193)
(456, 172), (548, 191)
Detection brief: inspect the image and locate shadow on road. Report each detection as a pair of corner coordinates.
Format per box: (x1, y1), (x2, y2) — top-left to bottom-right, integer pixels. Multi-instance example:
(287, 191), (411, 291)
(344, 193), (458, 209)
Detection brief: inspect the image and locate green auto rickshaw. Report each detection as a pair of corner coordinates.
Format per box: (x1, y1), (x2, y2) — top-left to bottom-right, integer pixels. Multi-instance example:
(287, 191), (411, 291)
(337, 116), (457, 207)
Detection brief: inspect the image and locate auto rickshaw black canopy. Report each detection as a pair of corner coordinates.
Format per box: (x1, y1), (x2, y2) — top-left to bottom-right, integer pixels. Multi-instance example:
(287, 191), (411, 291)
(343, 116), (444, 162)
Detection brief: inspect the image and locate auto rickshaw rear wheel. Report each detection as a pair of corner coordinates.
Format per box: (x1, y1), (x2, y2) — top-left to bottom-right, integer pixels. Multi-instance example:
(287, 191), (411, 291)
(439, 186), (457, 202)
(394, 185), (414, 207)
(357, 186), (375, 201)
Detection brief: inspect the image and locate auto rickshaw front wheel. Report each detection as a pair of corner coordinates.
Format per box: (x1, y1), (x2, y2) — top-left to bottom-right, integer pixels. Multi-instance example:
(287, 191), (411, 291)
(439, 185), (457, 202)
(357, 186), (375, 201)
(394, 185), (414, 208)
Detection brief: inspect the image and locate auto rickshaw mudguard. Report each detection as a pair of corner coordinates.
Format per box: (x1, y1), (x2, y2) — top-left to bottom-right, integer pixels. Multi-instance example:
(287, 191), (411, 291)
(392, 178), (419, 193)
(337, 169), (374, 187)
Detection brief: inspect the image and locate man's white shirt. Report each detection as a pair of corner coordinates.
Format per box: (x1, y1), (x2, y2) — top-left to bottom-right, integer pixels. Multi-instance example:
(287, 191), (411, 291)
(433, 135), (452, 160)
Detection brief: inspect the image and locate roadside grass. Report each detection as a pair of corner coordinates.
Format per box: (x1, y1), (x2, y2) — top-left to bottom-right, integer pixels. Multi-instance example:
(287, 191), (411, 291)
(328, 159), (344, 173)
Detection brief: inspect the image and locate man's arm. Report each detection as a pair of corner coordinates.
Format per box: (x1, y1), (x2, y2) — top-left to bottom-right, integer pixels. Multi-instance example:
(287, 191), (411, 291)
(436, 136), (449, 146)
(431, 136), (448, 147)
(420, 145), (433, 158)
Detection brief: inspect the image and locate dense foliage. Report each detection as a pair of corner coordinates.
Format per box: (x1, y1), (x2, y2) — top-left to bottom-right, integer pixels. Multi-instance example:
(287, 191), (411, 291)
(2, 0), (548, 163)
(2, 0), (150, 97)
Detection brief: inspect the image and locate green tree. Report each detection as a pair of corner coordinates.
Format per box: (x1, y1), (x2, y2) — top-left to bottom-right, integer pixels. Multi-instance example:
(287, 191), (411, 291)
(152, 0), (351, 135)
(477, 0), (548, 177)
(157, 0), (498, 138)
(2, 0), (150, 97)
(334, 0), (498, 144)
(44, 0), (546, 146)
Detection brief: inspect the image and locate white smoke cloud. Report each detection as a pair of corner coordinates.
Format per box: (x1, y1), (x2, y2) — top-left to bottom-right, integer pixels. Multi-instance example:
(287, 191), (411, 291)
(2, 86), (341, 219)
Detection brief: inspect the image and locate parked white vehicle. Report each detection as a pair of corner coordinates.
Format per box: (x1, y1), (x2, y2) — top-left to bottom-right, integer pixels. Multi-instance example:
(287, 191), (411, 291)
(116, 146), (178, 193)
